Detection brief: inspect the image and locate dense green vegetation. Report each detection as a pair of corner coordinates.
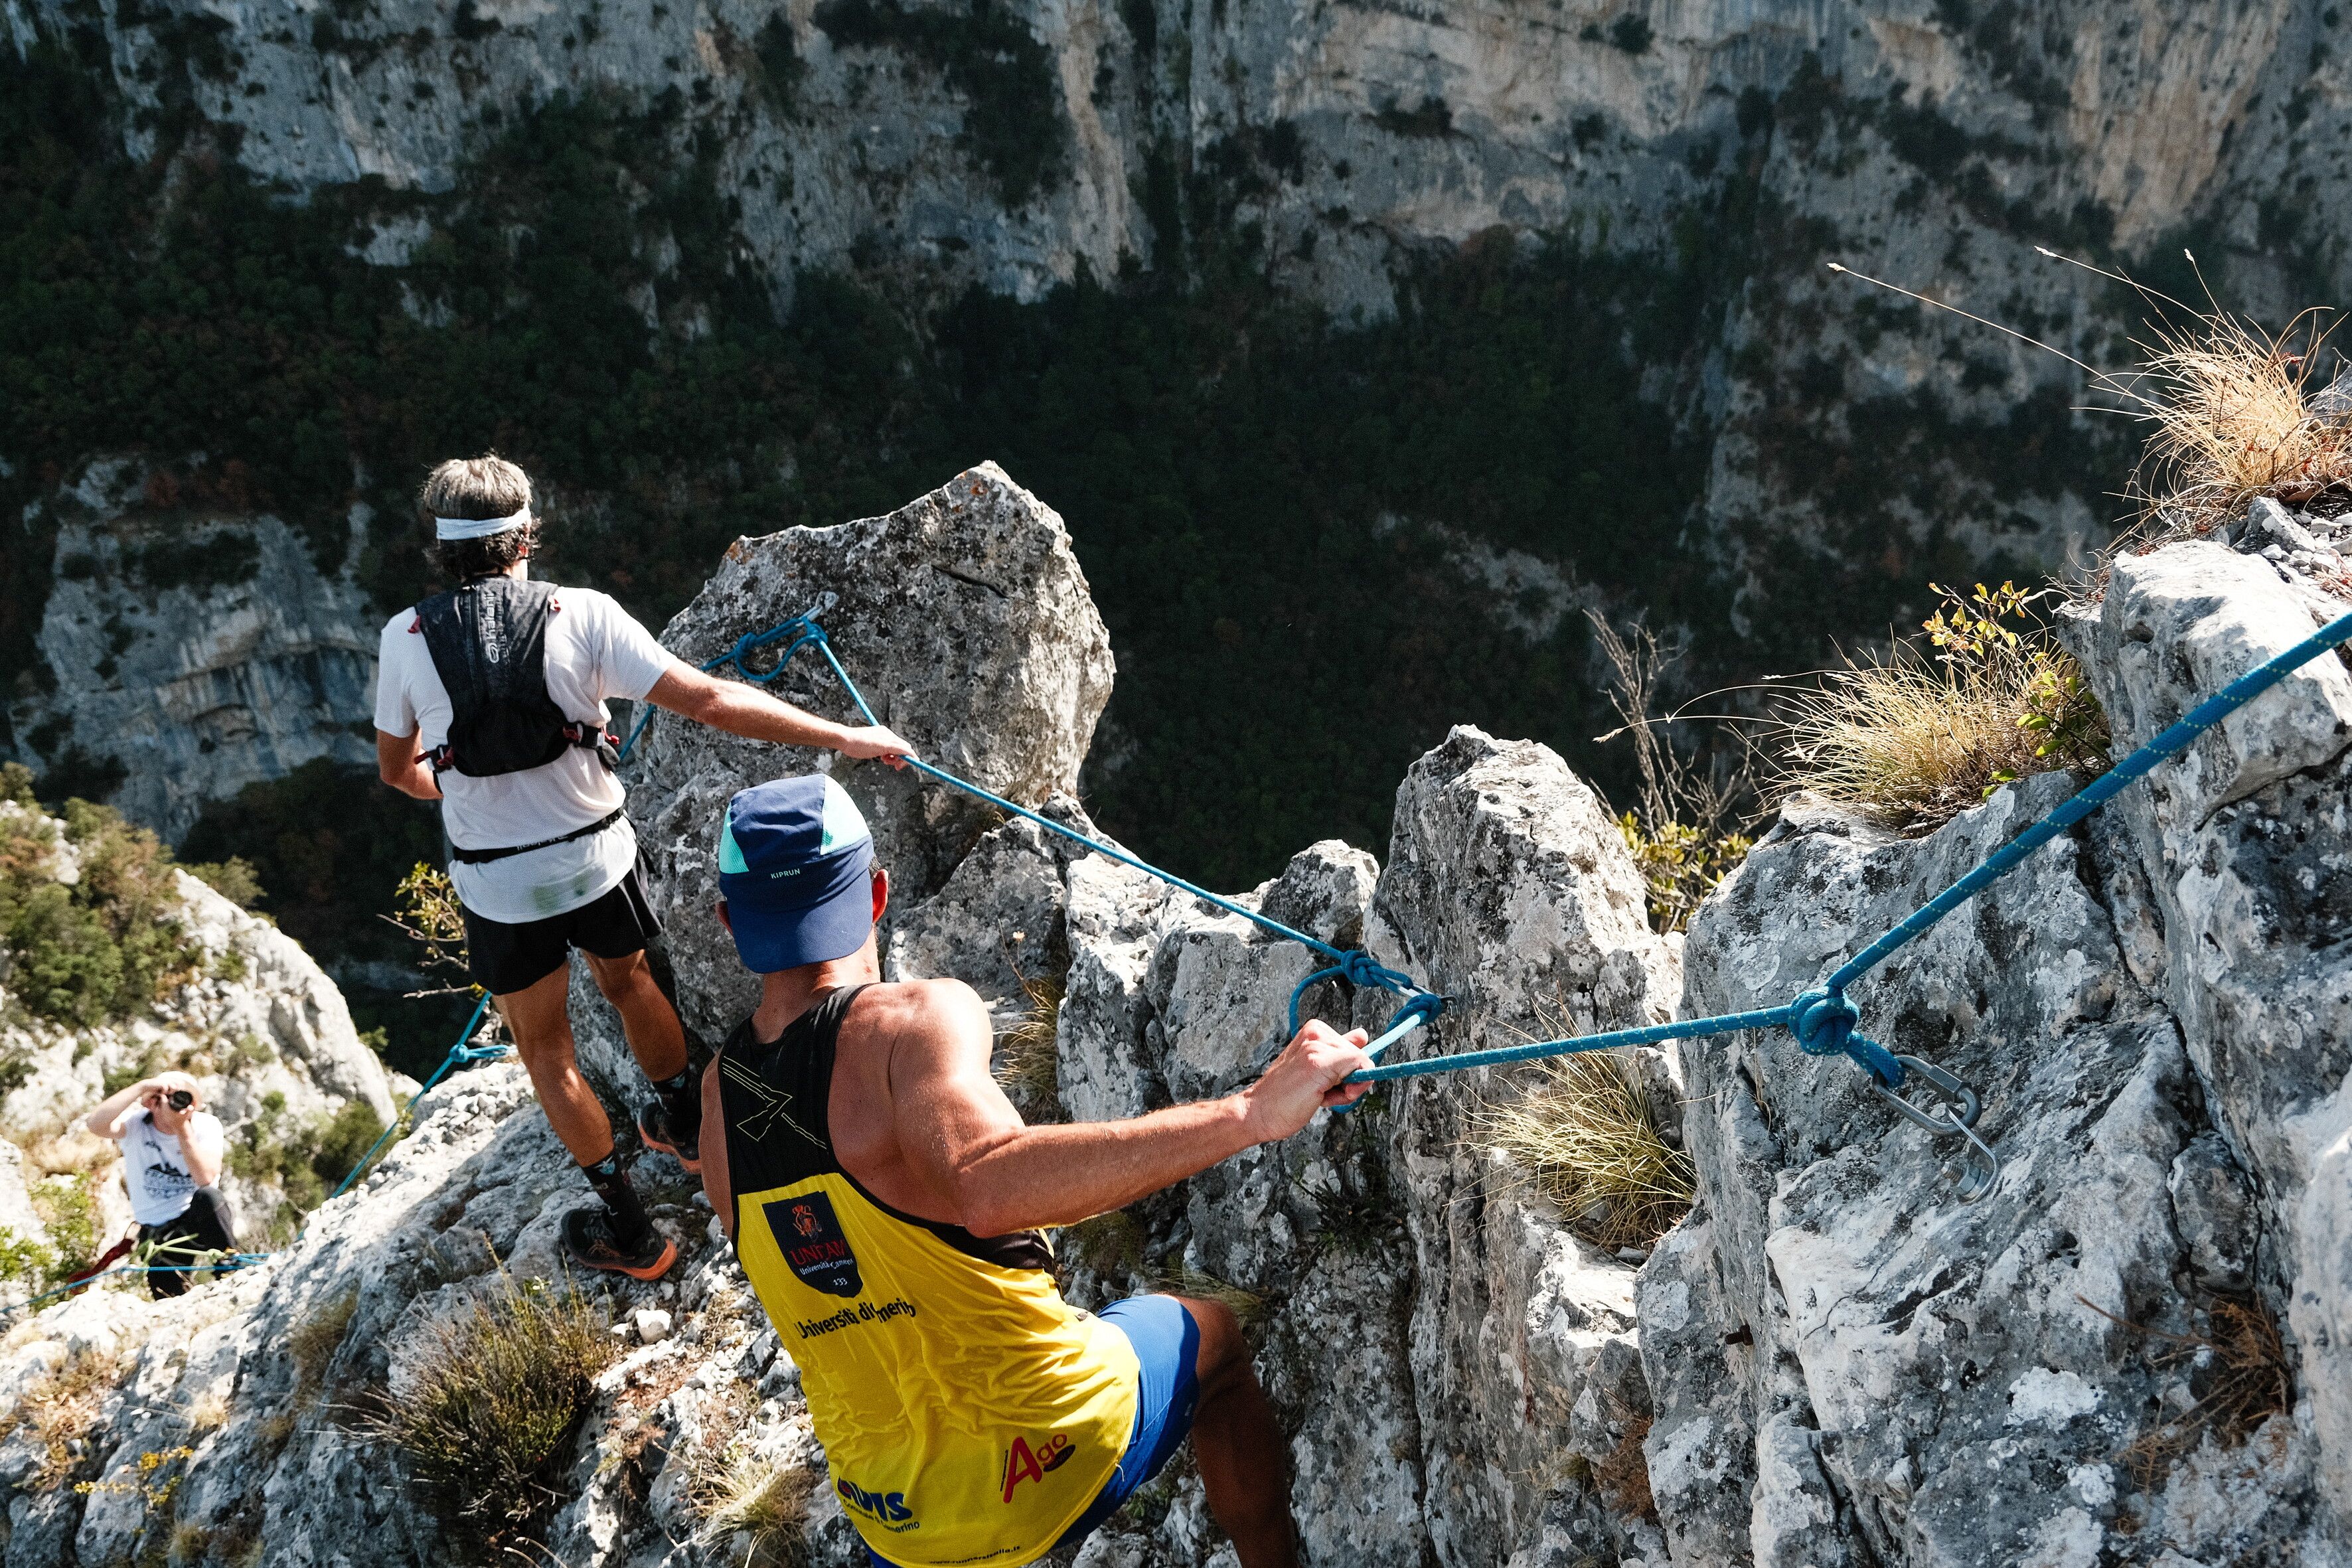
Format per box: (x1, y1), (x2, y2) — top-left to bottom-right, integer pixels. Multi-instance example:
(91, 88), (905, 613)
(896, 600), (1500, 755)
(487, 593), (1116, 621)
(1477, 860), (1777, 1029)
(1, 29), (2133, 963)
(0, 764), (204, 1027)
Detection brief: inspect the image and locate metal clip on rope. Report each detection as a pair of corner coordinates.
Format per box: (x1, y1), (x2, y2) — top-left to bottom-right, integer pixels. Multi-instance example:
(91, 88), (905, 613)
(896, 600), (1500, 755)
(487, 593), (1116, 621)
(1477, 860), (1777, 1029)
(1864, 1052), (2001, 1203)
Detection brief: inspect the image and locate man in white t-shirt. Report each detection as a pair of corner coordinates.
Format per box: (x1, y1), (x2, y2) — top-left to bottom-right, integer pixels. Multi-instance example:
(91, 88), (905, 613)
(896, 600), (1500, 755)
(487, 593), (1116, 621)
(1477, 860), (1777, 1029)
(84, 1070), (236, 1298)
(374, 455), (910, 1281)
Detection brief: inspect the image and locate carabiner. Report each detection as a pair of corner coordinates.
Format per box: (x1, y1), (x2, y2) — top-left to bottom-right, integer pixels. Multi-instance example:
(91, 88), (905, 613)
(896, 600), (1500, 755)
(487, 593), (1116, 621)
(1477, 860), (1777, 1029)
(1867, 1054), (2001, 1204)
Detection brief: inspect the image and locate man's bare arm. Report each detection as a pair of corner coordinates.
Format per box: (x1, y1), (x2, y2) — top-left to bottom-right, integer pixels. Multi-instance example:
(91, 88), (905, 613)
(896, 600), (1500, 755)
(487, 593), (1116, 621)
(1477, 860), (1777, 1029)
(84, 1078), (157, 1140)
(892, 984), (1372, 1237)
(702, 1058), (736, 1238)
(644, 665), (913, 765)
(376, 728), (442, 800)
(183, 1118), (224, 1187)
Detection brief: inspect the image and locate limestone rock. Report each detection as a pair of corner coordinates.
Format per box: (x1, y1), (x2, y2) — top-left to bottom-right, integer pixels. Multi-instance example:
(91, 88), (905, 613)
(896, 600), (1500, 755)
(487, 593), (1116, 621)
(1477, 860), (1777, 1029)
(8, 461), (379, 842)
(613, 461), (1113, 1050)
(1646, 539), (2352, 1564)
(1370, 727), (1680, 1567)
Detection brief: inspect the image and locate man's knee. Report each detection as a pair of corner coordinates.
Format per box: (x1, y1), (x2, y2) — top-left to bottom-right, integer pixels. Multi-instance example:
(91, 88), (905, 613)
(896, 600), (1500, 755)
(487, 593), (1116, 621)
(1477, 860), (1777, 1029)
(1173, 1296), (1251, 1391)
(583, 947), (654, 999)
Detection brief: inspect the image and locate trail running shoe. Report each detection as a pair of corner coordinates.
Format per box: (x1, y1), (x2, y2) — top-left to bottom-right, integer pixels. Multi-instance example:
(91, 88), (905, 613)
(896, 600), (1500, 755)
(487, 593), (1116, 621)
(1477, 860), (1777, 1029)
(637, 1098), (702, 1174)
(561, 1206), (678, 1281)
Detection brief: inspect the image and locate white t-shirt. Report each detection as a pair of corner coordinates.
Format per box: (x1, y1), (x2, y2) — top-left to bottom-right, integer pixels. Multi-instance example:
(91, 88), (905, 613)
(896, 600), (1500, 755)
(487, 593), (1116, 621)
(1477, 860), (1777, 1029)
(122, 1111), (225, 1227)
(372, 578), (680, 925)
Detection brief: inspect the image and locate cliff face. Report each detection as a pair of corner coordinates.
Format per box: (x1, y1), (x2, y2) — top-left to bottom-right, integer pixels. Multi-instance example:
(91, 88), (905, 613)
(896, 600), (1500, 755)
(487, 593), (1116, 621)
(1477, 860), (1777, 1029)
(4, 465), (2339, 1568)
(11, 0), (2352, 839)
(8, 459), (380, 844)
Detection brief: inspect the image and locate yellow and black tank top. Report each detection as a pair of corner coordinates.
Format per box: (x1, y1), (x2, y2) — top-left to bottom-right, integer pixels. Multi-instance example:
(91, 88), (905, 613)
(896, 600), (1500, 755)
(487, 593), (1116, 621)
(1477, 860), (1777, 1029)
(720, 986), (1140, 1567)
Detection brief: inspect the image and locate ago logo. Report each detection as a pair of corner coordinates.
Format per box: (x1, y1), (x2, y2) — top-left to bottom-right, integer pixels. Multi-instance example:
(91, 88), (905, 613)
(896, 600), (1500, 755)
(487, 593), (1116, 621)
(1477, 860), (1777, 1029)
(1000, 1432), (1076, 1504)
(836, 1477), (916, 1526)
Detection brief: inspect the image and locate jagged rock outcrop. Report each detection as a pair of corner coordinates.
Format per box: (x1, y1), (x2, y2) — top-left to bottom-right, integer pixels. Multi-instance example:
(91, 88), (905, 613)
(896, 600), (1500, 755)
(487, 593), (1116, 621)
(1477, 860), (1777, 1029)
(1642, 538), (2352, 1567)
(575, 460), (1113, 1075)
(5, 481), (2345, 1568)
(0, 801), (396, 1289)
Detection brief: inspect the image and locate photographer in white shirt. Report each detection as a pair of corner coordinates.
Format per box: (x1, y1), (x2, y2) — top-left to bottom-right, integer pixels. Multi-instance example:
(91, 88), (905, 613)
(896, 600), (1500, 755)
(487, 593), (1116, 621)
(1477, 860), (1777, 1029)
(84, 1070), (237, 1296)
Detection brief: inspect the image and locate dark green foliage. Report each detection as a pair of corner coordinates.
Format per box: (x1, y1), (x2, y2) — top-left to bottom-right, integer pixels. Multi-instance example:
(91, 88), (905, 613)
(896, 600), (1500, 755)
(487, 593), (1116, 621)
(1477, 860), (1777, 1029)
(751, 15), (807, 115)
(1608, 14), (1654, 54)
(131, 530), (262, 591)
(31, 747), (127, 807)
(179, 763), (435, 945)
(811, 0), (1066, 206)
(1374, 97), (1453, 139)
(0, 796), (200, 1026)
(450, 1), (501, 41)
(943, 233), (1716, 884)
(231, 1089), (386, 1222)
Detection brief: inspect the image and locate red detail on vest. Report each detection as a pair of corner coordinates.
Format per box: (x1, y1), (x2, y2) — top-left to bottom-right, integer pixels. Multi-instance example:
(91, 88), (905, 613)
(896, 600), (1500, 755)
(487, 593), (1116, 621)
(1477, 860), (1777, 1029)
(1000, 1433), (1071, 1504)
(408, 617), (421, 633)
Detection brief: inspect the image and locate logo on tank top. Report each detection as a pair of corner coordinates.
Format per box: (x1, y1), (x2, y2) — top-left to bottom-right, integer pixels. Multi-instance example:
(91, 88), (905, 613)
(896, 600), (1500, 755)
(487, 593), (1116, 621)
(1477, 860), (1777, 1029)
(836, 1477), (916, 1528)
(1000, 1433), (1075, 1504)
(764, 1191), (862, 1298)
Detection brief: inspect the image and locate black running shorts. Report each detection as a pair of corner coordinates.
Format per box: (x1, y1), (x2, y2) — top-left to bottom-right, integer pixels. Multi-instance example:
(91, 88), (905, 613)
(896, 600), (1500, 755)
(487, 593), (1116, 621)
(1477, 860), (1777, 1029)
(463, 867), (663, 996)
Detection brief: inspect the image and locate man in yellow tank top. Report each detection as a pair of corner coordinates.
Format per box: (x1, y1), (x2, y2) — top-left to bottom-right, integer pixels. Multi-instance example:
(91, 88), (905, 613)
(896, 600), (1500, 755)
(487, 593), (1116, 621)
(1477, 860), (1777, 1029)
(698, 775), (1374, 1568)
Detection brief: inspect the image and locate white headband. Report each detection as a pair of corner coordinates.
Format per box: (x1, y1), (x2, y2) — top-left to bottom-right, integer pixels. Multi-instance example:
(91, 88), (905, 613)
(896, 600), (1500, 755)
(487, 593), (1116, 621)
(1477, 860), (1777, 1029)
(434, 508), (530, 540)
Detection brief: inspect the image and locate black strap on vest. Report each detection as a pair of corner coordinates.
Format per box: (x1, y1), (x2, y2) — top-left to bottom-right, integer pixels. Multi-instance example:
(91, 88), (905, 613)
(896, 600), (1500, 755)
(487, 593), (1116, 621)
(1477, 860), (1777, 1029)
(716, 986), (1054, 1273)
(445, 805), (627, 866)
(415, 577), (617, 779)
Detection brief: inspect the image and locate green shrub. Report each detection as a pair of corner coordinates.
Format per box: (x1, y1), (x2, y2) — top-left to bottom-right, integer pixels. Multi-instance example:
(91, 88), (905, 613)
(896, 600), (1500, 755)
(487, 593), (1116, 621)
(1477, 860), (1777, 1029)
(185, 856), (264, 909)
(376, 1269), (615, 1539)
(31, 1171), (98, 1284)
(0, 800), (202, 1026)
(231, 1093), (388, 1223)
(0, 1224), (60, 1285)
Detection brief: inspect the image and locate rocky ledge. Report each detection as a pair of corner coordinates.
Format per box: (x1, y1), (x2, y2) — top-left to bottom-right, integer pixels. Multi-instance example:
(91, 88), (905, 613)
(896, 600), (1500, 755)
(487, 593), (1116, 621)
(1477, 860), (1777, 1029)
(1, 469), (2345, 1568)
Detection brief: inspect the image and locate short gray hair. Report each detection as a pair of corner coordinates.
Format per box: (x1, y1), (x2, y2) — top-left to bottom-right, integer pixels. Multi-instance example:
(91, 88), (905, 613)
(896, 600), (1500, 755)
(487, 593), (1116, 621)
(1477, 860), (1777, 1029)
(419, 455), (542, 581)
(420, 454), (533, 522)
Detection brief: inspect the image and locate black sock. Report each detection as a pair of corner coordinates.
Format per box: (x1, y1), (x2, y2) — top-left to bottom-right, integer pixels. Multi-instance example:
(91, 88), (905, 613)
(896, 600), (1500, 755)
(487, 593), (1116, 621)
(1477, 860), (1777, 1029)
(581, 1152), (653, 1246)
(652, 1067), (701, 1135)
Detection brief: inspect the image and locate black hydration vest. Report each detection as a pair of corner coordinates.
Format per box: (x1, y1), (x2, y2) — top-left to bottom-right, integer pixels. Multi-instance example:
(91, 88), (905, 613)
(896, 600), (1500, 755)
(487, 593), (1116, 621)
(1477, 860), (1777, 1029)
(416, 578), (623, 862)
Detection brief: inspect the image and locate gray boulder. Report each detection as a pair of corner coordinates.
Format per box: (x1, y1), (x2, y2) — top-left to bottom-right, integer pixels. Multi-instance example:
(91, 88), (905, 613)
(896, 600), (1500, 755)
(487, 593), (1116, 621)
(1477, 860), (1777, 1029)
(601, 461), (1112, 1050)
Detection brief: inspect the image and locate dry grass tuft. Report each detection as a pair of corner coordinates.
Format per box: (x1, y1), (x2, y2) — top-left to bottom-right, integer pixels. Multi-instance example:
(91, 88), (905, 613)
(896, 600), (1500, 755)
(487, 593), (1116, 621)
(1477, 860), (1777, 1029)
(1827, 252), (2352, 553)
(1478, 1052), (1693, 1251)
(287, 1290), (359, 1404)
(1158, 1269), (1266, 1330)
(2122, 306), (2352, 543)
(993, 941), (1064, 1115)
(19, 1346), (127, 1490)
(690, 1437), (819, 1567)
(1595, 1413), (1656, 1521)
(373, 1266), (616, 1539)
(1781, 582), (2109, 834)
(2082, 1293), (2292, 1492)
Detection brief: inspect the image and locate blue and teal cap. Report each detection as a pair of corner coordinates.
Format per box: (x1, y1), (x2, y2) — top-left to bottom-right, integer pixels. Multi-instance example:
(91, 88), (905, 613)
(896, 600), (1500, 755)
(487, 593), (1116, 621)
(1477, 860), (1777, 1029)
(716, 775), (876, 973)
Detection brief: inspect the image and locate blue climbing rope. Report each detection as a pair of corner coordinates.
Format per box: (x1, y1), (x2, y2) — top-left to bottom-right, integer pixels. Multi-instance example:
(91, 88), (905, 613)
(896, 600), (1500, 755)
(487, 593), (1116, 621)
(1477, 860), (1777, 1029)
(327, 990), (509, 1201)
(597, 592), (2349, 1200)
(5, 992), (512, 1320)
(808, 631), (1447, 1038)
(1338, 605), (2352, 1197)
